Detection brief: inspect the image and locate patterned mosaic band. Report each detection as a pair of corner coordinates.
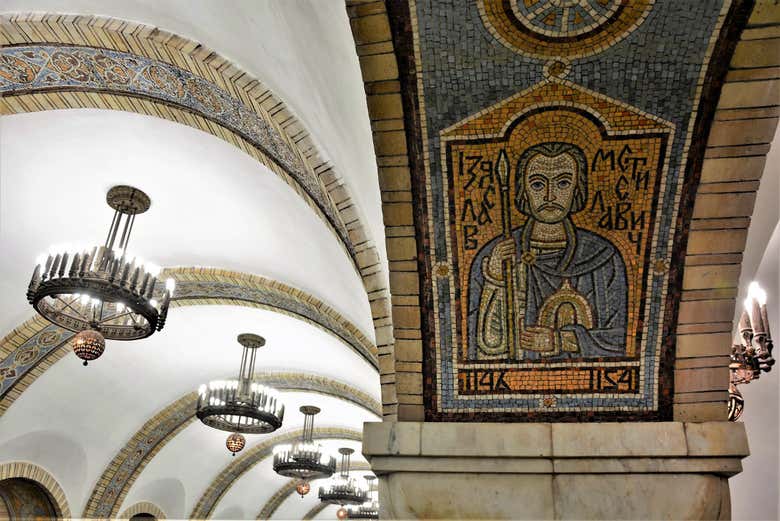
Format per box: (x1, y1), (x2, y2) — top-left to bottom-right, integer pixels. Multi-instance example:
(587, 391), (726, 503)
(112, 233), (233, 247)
(256, 461), (371, 520)
(0, 44), (353, 258)
(83, 377), (377, 518)
(0, 268), (378, 420)
(191, 427), (363, 519)
(303, 502), (329, 520)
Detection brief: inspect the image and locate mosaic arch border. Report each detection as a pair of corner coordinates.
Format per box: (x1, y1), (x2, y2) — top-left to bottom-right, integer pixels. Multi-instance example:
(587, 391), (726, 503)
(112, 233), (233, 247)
(0, 13), (398, 418)
(118, 501), (167, 520)
(255, 461), (372, 520)
(0, 461), (71, 518)
(346, 0), (775, 422)
(84, 378), (377, 519)
(0, 267), (378, 420)
(303, 502), (329, 520)
(191, 427), (364, 519)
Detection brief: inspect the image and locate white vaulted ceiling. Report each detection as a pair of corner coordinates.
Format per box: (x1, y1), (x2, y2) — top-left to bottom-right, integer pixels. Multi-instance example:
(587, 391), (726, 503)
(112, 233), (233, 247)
(0, 1), (384, 518)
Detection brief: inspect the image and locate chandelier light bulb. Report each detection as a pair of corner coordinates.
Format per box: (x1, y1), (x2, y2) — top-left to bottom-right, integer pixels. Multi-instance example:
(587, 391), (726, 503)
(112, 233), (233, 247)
(296, 480), (311, 497)
(165, 278), (176, 293)
(72, 329), (105, 366)
(226, 432), (246, 456)
(337, 507), (348, 520)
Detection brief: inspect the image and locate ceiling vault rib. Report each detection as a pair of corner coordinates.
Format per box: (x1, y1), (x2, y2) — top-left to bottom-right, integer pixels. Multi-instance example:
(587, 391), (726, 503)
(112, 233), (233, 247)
(302, 502), (329, 520)
(81, 379), (376, 519)
(0, 462), (71, 518)
(255, 461), (371, 520)
(0, 12), (398, 417)
(117, 501), (167, 520)
(190, 428), (364, 519)
(0, 267), (379, 420)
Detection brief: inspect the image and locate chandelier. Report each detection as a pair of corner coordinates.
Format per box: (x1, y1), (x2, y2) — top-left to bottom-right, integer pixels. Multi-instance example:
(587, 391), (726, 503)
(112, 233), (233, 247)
(272, 405), (336, 494)
(347, 475), (379, 519)
(26, 186), (174, 365)
(729, 282), (775, 421)
(196, 333), (284, 450)
(318, 448), (369, 507)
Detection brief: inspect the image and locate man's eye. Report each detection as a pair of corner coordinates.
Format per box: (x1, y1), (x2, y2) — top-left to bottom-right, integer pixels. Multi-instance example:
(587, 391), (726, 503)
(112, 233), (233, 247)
(557, 179), (571, 189)
(530, 181), (545, 191)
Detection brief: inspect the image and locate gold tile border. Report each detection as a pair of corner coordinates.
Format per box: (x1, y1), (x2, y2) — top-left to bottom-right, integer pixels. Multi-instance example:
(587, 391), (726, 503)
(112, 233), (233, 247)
(0, 12), (396, 416)
(118, 501), (167, 520)
(0, 461), (71, 518)
(303, 502), (329, 520)
(0, 267), (378, 419)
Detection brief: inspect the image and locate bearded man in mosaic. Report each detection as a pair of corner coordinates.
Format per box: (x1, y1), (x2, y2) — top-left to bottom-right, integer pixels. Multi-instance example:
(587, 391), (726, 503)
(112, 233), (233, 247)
(467, 142), (628, 360)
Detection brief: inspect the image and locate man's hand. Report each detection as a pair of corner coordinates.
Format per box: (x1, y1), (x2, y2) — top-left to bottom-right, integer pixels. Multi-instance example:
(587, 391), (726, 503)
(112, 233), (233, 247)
(486, 237), (516, 281)
(520, 326), (555, 352)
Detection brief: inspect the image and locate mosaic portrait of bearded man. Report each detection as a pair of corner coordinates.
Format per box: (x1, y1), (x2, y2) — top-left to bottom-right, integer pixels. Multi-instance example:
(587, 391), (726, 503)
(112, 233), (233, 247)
(466, 142), (628, 361)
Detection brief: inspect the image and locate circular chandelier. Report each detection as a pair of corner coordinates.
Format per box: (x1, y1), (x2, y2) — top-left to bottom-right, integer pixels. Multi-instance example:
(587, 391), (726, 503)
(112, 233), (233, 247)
(318, 448), (369, 506)
(26, 186), (175, 365)
(347, 475), (379, 519)
(196, 333), (284, 442)
(273, 405), (336, 494)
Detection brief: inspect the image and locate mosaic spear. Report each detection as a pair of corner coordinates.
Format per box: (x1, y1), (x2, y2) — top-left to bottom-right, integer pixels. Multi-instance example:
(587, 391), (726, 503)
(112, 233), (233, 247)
(495, 148), (517, 359)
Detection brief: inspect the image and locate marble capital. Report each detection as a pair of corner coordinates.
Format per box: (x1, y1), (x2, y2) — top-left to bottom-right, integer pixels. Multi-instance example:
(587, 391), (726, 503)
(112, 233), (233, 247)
(363, 421), (748, 519)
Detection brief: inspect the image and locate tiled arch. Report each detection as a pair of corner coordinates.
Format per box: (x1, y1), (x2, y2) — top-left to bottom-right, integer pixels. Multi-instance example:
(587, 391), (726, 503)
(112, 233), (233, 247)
(255, 461), (371, 520)
(84, 378), (378, 518)
(0, 12), (397, 418)
(0, 461), (71, 518)
(303, 502), (329, 520)
(191, 427), (363, 519)
(118, 501), (167, 520)
(0, 267), (378, 419)
(346, 0), (780, 421)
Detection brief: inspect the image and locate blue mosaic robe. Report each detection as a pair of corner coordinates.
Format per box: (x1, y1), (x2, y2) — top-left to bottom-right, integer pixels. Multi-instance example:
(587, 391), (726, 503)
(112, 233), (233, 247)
(467, 224), (628, 360)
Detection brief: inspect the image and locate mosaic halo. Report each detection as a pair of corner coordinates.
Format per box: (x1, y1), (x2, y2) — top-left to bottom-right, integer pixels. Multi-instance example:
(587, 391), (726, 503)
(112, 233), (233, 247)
(478, 0), (654, 60)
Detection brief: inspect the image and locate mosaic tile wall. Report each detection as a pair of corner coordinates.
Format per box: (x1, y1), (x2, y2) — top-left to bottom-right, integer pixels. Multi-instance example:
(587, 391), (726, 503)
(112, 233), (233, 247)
(384, 0), (747, 420)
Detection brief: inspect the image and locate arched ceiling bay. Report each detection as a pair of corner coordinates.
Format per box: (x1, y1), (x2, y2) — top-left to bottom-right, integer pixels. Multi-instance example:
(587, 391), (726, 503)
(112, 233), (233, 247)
(0, 305), (379, 516)
(0, 0), (387, 276)
(205, 440), (366, 521)
(121, 410), (369, 519)
(0, 109), (373, 339)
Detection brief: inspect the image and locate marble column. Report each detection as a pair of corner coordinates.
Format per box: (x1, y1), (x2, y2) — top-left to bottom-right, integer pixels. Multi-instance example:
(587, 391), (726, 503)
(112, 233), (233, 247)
(363, 421), (748, 520)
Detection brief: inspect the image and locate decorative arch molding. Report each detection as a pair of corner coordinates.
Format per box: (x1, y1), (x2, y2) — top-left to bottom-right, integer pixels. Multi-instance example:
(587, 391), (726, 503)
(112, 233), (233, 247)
(303, 502), (329, 520)
(0, 461), (71, 518)
(0, 13), (397, 417)
(84, 380), (377, 518)
(118, 501), (167, 520)
(256, 462), (371, 520)
(191, 427), (363, 519)
(0, 267), (378, 417)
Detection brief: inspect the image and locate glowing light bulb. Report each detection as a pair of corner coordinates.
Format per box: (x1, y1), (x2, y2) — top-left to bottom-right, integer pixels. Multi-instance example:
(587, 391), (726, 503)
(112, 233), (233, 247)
(116, 302), (125, 312)
(147, 263), (161, 277)
(165, 278), (176, 293)
(150, 299), (158, 308)
(80, 294), (90, 306)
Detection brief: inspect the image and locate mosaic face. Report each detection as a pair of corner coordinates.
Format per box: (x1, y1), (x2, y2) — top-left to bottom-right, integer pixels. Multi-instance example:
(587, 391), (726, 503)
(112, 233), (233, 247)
(522, 148), (579, 223)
